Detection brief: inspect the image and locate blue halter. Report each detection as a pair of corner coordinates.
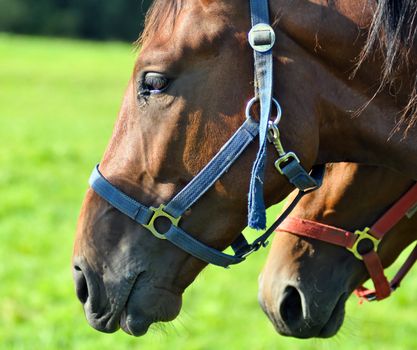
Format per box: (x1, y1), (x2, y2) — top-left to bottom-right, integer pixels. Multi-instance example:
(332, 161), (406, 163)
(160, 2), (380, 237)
(88, 0), (324, 268)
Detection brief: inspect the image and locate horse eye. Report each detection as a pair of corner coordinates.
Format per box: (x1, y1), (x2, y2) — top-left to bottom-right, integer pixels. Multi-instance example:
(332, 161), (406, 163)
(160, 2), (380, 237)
(142, 72), (169, 94)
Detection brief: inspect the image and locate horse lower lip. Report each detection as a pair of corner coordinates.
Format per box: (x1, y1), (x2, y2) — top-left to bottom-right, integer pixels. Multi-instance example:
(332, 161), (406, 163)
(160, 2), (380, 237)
(318, 293), (346, 338)
(120, 310), (151, 336)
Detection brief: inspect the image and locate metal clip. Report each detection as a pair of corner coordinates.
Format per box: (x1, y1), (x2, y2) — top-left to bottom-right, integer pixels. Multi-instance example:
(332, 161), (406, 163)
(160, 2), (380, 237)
(267, 122), (286, 156)
(365, 293), (377, 302)
(239, 240), (270, 259)
(406, 202), (417, 218)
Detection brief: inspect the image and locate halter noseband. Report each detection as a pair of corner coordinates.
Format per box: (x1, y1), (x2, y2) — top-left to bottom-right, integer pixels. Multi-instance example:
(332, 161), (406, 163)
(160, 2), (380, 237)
(277, 183), (417, 302)
(88, 0), (323, 268)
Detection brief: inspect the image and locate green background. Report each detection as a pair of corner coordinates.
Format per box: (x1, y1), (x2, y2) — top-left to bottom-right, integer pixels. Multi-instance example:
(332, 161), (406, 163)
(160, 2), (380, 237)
(1, 34), (416, 350)
(0, 0), (152, 41)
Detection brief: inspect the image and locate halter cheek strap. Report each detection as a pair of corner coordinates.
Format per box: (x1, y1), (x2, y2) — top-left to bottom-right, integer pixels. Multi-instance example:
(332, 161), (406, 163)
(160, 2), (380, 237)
(247, 0), (321, 229)
(276, 182), (417, 302)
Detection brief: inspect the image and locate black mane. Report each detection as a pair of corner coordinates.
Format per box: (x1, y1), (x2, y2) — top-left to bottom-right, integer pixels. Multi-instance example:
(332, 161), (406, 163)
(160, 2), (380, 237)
(364, 1), (417, 76)
(361, 0), (417, 131)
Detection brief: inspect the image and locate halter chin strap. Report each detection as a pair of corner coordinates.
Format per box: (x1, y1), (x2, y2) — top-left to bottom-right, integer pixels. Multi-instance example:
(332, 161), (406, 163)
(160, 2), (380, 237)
(276, 183), (417, 302)
(90, 163), (324, 268)
(88, 0), (324, 268)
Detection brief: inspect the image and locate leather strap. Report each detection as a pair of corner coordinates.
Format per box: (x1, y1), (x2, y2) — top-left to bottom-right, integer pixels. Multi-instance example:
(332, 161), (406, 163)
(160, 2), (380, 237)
(248, 0), (274, 230)
(281, 159), (323, 192)
(391, 243), (417, 289)
(232, 164), (326, 257)
(164, 118), (258, 218)
(371, 183), (417, 238)
(276, 182), (417, 302)
(278, 217), (357, 248)
(357, 243), (417, 300)
(361, 251), (391, 300)
(89, 165), (153, 226)
(90, 118), (260, 268)
(165, 226), (244, 268)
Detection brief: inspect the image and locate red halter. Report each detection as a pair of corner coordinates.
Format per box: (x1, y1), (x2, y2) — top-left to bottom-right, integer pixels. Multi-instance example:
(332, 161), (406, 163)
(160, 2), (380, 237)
(276, 183), (417, 302)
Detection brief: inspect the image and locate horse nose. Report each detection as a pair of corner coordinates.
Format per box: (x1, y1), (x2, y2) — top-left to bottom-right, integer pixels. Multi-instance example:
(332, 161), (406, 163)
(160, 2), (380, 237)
(73, 263), (89, 304)
(72, 258), (121, 333)
(261, 284), (320, 338)
(279, 286), (304, 328)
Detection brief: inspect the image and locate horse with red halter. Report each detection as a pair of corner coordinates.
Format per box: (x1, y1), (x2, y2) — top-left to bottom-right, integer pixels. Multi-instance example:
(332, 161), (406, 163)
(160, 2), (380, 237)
(259, 163), (417, 338)
(73, 0), (417, 336)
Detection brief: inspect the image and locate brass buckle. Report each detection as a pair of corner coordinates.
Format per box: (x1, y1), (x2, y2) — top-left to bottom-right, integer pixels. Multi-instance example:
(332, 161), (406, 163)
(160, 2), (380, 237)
(347, 227), (380, 260)
(274, 152), (300, 175)
(143, 204), (181, 240)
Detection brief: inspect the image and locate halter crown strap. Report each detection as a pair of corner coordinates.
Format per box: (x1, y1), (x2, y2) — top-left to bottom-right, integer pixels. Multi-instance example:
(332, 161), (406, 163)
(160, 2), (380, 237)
(246, 0), (322, 229)
(247, 0), (274, 230)
(371, 183), (417, 238)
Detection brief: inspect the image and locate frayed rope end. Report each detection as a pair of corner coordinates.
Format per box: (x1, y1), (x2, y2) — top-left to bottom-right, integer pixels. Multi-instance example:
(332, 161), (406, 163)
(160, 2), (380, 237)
(248, 201), (267, 230)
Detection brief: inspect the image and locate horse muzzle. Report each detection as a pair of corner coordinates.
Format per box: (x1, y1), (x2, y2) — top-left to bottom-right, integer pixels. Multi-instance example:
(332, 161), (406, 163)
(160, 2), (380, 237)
(72, 256), (182, 336)
(258, 275), (348, 338)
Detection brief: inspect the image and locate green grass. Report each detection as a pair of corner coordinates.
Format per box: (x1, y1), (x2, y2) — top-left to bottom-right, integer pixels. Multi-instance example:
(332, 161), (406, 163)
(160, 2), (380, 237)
(0, 33), (417, 350)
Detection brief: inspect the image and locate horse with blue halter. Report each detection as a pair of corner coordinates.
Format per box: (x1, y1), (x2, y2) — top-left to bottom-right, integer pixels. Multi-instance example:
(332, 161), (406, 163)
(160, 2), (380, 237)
(260, 163), (417, 338)
(73, 0), (417, 336)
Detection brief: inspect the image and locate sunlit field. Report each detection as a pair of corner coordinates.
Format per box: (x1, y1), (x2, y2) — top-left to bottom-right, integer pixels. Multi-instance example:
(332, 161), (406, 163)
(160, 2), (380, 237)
(0, 33), (416, 350)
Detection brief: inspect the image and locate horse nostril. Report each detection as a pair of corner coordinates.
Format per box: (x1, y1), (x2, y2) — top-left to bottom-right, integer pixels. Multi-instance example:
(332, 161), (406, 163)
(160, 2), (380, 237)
(280, 286), (303, 326)
(73, 265), (89, 304)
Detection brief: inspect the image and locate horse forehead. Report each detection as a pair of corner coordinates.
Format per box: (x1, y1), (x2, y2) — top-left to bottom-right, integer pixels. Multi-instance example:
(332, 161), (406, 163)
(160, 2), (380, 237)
(142, 8), (233, 61)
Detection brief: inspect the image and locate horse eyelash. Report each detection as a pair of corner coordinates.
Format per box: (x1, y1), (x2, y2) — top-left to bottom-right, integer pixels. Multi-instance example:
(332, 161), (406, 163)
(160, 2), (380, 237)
(137, 80), (164, 101)
(137, 79), (151, 100)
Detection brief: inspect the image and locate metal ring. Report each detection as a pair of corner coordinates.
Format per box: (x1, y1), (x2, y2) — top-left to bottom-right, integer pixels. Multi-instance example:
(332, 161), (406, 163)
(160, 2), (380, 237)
(347, 228), (379, 261)
(271, 99), (282, 125)
(143, 204), (181, 240)
(245, 97), (282, 125)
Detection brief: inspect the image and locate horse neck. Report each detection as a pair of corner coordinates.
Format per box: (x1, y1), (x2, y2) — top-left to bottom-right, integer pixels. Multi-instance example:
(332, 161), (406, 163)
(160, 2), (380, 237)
(315, 72), (417, 178)
(270, 1), (417, 178)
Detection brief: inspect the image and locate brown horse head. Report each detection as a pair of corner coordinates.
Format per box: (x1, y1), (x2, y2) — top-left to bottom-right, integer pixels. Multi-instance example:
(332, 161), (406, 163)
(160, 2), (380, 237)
(259, 163), (416, 338)
(73, 0), (417, 336)
(73, 0), (304, 336)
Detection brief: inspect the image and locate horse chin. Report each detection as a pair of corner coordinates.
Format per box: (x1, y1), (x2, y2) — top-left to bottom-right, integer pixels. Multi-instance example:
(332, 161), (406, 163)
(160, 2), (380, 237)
(316, 293), (347, 338)
(78, 265), (183, 336)
(120, 310), (151, 336)
(118, 280), (183, 337)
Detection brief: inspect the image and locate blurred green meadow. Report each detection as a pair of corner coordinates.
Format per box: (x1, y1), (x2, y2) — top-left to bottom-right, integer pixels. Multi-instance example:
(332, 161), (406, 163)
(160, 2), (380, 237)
(0, 33), (416, 350)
